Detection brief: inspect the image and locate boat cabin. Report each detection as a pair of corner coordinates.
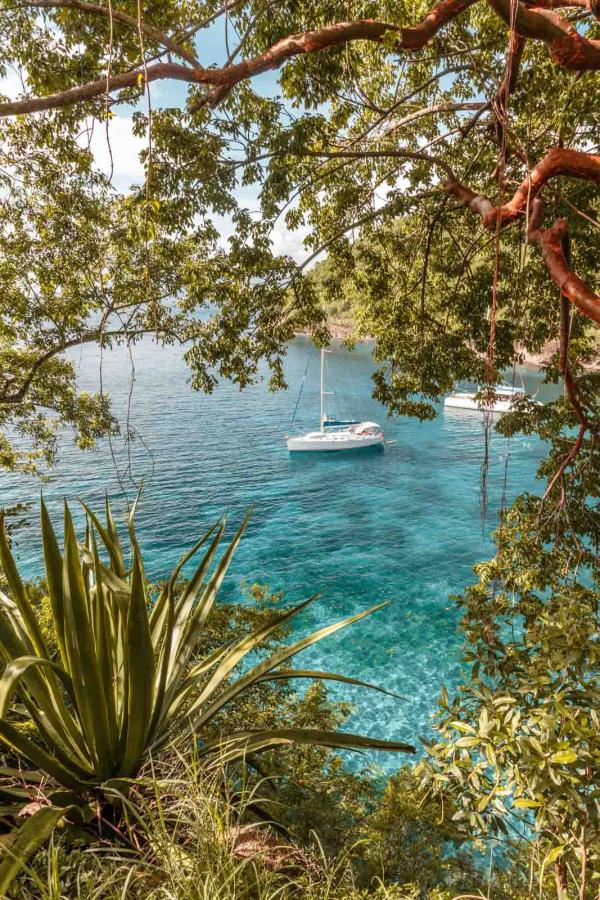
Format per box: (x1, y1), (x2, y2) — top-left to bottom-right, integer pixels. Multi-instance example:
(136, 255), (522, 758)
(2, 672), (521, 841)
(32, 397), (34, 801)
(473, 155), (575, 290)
(349, 422), (382, 436)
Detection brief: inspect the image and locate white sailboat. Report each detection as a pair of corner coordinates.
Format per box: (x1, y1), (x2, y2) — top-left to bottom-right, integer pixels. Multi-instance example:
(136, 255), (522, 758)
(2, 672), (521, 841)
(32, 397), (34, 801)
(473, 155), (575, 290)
(444, 383), (528, 413)
(286, 349), (385, 452)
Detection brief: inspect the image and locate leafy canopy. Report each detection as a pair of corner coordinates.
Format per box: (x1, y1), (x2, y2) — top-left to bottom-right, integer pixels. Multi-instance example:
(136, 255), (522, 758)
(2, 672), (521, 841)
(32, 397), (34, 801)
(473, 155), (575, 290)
(0, 0), (598, 469)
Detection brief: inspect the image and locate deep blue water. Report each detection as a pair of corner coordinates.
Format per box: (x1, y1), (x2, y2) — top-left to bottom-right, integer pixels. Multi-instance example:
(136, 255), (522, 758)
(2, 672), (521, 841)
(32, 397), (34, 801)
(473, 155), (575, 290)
(1, 337), (556, 761)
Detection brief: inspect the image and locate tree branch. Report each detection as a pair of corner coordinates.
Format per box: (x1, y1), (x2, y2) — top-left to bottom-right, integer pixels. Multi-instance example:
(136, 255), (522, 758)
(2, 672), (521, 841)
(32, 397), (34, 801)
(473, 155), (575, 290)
(0, 328), (166, 405)
(303, 147), (600, 324)
(488, 0), (600, 67)
(14, 0), (200, 67)
(528, 216), (600, 324)
(445, 148), (600, 230)
(443, 151), (600, 323)
(3, 0), (599, 118)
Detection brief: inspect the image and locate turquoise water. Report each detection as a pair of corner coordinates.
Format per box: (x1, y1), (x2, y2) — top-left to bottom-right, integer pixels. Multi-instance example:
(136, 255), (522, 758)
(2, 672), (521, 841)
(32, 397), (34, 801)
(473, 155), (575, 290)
(1, 337), (556, 758)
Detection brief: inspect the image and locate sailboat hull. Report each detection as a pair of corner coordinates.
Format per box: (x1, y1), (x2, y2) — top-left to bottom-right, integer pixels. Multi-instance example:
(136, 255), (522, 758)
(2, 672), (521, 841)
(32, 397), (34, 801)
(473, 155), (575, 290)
(286, 432), (385, 452)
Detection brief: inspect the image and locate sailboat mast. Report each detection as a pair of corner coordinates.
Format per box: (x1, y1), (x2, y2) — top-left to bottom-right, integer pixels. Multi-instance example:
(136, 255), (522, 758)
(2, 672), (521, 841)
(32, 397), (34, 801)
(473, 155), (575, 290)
(320, 348), (324, 432)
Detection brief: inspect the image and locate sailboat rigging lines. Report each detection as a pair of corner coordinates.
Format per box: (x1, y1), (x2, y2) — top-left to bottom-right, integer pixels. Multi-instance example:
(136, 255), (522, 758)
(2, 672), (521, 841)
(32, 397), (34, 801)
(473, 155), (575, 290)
(285, 349), (385, 453)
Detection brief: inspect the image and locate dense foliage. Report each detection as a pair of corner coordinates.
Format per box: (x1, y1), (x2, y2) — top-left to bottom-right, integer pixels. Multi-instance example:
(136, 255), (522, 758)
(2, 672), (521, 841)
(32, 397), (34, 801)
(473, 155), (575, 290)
(421, 392), (600, 899)
(1, 584), (519, 900)
(0, 0), (598, 896)
(0, 0), (598, 468)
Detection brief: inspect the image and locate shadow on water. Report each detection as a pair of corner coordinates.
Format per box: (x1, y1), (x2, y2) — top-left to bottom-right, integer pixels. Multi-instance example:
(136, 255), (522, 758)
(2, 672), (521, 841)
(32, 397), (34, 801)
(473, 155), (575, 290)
(288, 444), (385, 465)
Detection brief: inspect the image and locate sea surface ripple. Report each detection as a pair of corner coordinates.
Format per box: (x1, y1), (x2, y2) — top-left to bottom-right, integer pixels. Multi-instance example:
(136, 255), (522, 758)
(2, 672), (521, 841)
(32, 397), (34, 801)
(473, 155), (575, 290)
(1, 337), (557, 761)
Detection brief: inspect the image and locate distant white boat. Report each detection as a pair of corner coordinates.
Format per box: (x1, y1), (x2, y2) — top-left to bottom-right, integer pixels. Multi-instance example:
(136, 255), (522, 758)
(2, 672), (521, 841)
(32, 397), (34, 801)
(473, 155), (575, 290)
(286, 349), (385, 453)
(444, 383), (528, 413)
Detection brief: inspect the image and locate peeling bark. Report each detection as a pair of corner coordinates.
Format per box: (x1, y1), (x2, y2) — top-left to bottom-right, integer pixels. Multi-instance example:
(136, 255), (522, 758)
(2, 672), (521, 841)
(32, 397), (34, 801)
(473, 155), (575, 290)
(529, 218), (600, 324)
(444, 150), (600, 324)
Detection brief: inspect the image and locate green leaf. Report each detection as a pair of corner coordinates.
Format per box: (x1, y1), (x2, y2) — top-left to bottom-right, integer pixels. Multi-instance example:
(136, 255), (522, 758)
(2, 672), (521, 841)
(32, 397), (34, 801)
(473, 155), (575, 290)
(0, 805), (76, 895)
(40, 498), (67, 663)
(162, 595), (319, 745)
(550, 750), (578, 765)
(120, 550), (155, 776)
(177, 600), (389, 741)
(0, 656), (73, 718)
(0, 516), (49, 659)
(513, 798), (541, 808)
(62, 504), (113, 776)
(0, 720), (90, 791)
(201, 728), (415, 766)
(545, 845), (566, 865)
(256, 668), (407, 700)
(79, 500), (125, 579)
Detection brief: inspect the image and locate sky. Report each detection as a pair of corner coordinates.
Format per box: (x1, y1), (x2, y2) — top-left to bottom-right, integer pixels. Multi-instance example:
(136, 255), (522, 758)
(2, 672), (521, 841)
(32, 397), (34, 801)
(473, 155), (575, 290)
(0, 17), (311, 262)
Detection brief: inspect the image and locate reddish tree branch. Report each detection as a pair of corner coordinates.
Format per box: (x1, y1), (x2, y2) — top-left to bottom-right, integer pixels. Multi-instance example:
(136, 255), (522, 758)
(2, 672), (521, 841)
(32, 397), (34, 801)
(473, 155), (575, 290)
(2, 0), (600, 117)
(495, 31), (526, 115)
(488, 0), (600, 67)
(445, 148), (600, 229)
(529, 218), (600, 324)
(423, 148), (600, 323)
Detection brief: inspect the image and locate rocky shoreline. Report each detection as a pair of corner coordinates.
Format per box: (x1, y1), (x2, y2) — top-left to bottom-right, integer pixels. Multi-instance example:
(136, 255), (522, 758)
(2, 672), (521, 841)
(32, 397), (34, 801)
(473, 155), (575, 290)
(296, 322), (600, 371)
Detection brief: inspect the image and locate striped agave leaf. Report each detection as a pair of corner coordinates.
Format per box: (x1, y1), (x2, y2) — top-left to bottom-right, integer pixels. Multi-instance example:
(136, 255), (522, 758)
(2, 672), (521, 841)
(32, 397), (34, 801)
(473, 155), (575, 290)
(0, 497), (414, 793)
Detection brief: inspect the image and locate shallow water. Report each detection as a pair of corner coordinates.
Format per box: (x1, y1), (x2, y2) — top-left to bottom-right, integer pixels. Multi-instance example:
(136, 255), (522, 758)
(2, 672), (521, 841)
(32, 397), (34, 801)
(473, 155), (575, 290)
(1, 337), (556, 759)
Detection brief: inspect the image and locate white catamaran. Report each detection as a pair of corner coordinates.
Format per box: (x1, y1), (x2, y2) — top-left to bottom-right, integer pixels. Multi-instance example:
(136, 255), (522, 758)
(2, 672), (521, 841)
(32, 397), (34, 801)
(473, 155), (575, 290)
(444, 383), (528, 413)
(286, 349), (385, 453)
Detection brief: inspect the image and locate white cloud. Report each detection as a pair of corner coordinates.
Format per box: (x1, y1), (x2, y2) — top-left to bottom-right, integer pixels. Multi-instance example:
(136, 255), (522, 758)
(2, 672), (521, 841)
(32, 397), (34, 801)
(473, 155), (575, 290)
(79, 115), (146, 190)
(271, 219), (311, 265)
(0, 68), (25, 100)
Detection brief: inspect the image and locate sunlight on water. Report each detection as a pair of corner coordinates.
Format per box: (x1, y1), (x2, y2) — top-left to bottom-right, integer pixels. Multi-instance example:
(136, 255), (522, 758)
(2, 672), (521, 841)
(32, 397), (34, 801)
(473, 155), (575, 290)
(1, 337), (557, 760)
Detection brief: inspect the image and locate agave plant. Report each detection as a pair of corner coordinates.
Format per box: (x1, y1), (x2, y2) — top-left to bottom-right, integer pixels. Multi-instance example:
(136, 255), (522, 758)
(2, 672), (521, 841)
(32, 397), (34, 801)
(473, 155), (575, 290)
(0, 497), (413, 889)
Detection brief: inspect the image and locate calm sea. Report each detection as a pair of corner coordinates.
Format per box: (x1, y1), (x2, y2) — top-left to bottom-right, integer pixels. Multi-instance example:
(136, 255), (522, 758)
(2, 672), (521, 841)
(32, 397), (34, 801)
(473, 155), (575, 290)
(1, 337), (557, 759)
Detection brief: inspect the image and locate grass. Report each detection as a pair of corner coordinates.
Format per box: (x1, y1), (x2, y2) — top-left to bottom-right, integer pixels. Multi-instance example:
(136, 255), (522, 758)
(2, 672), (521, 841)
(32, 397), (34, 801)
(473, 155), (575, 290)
(9, 751), (404, 900)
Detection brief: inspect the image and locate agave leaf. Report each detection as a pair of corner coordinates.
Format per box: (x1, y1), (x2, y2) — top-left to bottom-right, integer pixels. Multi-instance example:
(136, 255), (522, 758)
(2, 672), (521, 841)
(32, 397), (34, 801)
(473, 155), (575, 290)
(0, 517), (49, 658)
(62, 505), (114, 776)
(0, 597), (88, 768)
(158, 643), (232, 726)
(149, 535), (213, 642)
(171, 644), (231, 701)
(161, 596), (319, 747)
(146, 582), (175, 742)
(0, 656), (75, 718)
(89, 531), (119, 751)
(40, 499), (67, 664)
(255, 669), (407, 700)
(79, 500), (125, 579)
(165, 519), (227, 671)
(0, 720), (92, 791)
(173, 518), (227, 624)
(0, 804), (76, 896)
(79, 547), (129, 613)
(120, 550), (155, 776)
(165, 515), (250, 696)
(0, 592), (36, 659)
(181, 602), (390, 739)
(201, 728), (415, 767)
(105, 496), (126, 577)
